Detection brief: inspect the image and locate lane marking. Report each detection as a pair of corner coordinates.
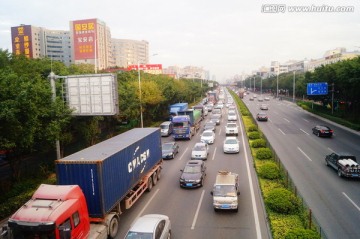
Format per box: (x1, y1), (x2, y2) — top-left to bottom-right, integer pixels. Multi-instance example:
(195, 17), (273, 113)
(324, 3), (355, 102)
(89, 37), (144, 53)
(300, 129), (309, 135)
(278, 128), (286, 135)
(283, 118), (290, 123)
(239, 113), (262, 239)
(303, 118), (309, 123)
(268, 118), (272, 123)
(328, 147), (335, 152)
(191, 190), (205, 229)
(342, 192), (360, 212)
(297, 147), (312, 161)
(218, 128), (222, 136)
(136, 189), (160, 218)
(179, 147), (188, 160)
(212, 147), (217, 161)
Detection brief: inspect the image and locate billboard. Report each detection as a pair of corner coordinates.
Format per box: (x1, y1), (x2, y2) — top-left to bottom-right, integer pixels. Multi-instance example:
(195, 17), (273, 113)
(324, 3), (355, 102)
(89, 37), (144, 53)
(11, 25), (33, 58)
(128, 64), (162, 74)
(72, 19), (97, 60)
(307, 82), (328, 95)
(65, 74), (118, 116)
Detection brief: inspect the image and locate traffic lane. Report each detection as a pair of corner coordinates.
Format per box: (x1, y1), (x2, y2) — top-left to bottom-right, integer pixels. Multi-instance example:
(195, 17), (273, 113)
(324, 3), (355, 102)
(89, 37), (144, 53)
(249, 101), (360, 239)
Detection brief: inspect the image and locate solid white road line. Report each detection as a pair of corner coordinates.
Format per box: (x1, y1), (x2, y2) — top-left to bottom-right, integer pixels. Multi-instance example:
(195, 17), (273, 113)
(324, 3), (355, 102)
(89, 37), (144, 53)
(179, 147), (188, 160)
(303, 118), (309, 123)
(278, 128), (286, 135)
(191, 190), (205, 229)
(297, 147), (312, 161)
(300, 129), (309, 135)
(239, 114), (262, 239)
(327, 147), (335, 152)
(283, 118), (290, 123)
(342, 192), (360, 212)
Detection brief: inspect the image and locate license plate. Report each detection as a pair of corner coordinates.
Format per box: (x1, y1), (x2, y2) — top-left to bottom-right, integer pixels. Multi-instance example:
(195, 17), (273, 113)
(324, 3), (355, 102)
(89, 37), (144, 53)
(352, 174), (359, 177)
(221, 204), (230, 209)
(186, 183), (193, 186)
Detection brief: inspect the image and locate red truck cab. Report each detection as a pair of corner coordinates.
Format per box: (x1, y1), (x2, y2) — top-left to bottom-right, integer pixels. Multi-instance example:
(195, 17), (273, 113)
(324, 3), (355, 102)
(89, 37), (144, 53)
(6, 184), (90, 239)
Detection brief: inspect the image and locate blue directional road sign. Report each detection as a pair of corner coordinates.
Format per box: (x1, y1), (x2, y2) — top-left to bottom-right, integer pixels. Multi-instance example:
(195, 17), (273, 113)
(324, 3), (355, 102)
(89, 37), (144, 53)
(307, 82), (328, 95)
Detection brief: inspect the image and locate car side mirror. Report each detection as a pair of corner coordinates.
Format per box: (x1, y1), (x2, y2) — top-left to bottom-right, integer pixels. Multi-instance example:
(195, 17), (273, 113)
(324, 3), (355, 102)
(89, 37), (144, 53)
(210, 191), (213, 195)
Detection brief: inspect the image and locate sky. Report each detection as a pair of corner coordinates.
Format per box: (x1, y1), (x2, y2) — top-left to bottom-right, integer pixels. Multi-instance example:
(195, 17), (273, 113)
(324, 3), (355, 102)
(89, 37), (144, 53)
(0, 0), (359, 82)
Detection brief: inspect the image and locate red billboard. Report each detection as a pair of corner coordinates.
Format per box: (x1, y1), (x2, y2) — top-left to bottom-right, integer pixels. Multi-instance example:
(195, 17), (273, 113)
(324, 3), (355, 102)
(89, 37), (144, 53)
(72, 19), (97, 60)
(11, 25), (33, 58)
(127, 64), (163, 74)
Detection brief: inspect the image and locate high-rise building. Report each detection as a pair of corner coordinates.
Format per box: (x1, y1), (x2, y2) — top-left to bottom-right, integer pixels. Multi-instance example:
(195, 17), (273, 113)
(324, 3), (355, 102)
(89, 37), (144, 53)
(70, 18), (113, 71)
(111, 39), (149, 67)
(11, 25), (72, 66)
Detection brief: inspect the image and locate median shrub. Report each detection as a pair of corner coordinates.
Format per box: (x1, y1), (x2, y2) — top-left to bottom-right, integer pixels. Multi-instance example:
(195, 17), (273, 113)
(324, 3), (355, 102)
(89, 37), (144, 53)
(256, 148), (273, 160)
(258, 162), (281, 180)
(247, 124), (258, 132)
(265, 188), (300, 214)
(251, 139), (266, 148)
(285, 228), (321, 239)
(248, 131), (260, 140)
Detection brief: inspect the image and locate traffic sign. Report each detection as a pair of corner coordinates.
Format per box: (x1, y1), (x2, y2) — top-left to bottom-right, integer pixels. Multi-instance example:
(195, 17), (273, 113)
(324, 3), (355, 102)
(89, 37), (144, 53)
(307, 82), (328, 95)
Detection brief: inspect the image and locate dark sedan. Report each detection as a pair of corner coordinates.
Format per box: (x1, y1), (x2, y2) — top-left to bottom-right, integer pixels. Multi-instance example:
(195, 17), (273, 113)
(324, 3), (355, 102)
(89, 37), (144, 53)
(312, 125), (333, 137)
(256, 112), (268, 121)
(162, 142), (179, 159)
(179, 160), (206, 188)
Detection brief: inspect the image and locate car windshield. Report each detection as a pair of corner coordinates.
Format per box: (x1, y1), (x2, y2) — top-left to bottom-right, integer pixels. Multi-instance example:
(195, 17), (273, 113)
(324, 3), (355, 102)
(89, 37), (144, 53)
(162, 144), (173, 150)
(225, 139), (238, 144)
(227, 124), (236, 128)
(228, 112), (236, 115)
(213, 185), (237, 197)
(160, 125), (169, 129)
(194, 145), (206, 151)
(184, 165), (201, 173)
(202, 132), (213, 137)
(125, 231), (153, 239)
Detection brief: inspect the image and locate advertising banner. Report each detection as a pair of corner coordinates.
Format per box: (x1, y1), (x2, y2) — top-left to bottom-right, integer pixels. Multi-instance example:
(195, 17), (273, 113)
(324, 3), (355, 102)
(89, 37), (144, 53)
(11, 25), (33, 58)
(72, 19), (97, 60)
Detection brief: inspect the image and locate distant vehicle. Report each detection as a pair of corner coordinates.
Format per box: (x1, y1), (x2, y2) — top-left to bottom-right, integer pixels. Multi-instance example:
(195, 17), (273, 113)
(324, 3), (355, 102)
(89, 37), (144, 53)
(223, 137), (240, 154)
(249, 97), (254, 101)
(215, 103), (224, 109)
(256, 112), (268, 121)
(312, 125), (333, 137)
(225, 122), (239, 136)
(204, 121), (216, 132)
(258, 97), (264, 102)
(211, 170), (240, 212)
(173, 109), (201, 140)
(160, 121), (173, 136)
(264, 96), (270, 101)
(260, 104), (268, 110)
(201, 130), (216, 144)
(210, 114), (221, 125)
(325, 152), (360, 178)
(162, 142), (179, 159)
(253, 94), (257, 98)
(227, 110), (237, 121)
(124, 214), (171, 239)
(191, 142), (209, 160)
(212, 108), (222, 115)
(228, 104), (236, 110)
(169, 102), (188, 118)
(180, 160), (206, 188)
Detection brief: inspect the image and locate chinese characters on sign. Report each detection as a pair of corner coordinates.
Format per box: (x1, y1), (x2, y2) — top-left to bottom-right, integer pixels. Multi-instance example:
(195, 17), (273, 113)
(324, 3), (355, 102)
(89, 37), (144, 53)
(307, 82), (328, 95)
(11, 25), (32, 58)
(72, 19), (97, 60)
(127, 64), (163, 75)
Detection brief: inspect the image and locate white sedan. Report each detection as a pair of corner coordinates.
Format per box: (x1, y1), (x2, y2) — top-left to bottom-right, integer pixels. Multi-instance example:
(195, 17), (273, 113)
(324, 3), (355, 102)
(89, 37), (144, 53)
(223, 137), (240, 154)
(125, 214), (171, 239)
(201, 130), (216, 144)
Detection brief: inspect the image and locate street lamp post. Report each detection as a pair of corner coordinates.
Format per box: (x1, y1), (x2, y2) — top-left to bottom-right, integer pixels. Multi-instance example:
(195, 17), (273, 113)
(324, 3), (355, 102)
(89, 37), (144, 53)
(293, 71), (296, 102)
(276, 70), (279, 98)
(138, 62), (143, 128)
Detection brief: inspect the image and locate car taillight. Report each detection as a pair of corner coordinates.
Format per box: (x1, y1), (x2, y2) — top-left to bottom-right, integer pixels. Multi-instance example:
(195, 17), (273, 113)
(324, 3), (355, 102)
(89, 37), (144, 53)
(330, 130), (333, 133)
(320, 130), (325, 133)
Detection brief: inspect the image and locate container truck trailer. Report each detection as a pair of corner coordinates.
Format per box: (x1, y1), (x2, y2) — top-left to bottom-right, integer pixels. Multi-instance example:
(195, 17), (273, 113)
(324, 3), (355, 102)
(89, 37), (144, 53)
(1, 128), (163, 239)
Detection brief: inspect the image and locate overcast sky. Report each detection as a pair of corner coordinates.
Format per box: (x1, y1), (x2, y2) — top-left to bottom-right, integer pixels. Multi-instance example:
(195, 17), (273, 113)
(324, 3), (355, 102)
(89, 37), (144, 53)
(0, 0), (359, 82)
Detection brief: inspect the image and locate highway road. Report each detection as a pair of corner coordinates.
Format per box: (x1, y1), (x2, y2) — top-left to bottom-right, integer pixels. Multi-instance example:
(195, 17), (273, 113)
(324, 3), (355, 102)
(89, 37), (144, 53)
(245, 93), (360, 239)
(116, 92), (271, 239)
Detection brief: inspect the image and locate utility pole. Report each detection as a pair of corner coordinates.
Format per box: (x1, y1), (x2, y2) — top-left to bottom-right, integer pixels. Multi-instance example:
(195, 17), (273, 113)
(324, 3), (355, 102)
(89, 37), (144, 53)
(331, 83), (335, 115)
(293, 71), (296, 102)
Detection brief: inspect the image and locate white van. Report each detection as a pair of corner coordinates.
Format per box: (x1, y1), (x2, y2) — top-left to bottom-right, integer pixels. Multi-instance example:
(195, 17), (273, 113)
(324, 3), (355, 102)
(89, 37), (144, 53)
(211, 170), (240, 212)
(160, 121), (173, 137)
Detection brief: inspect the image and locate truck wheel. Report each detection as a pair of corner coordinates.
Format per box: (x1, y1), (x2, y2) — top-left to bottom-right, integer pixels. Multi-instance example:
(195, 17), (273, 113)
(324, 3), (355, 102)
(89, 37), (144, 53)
(337, 169), (343, 177)
(152, 172), (158, 185)
(156, 168), (161, 181)
(167, 230), (171, 239)
(108, 216), (120, 239)
(234, 208), (238, 212)
(147, 177), (153, 192)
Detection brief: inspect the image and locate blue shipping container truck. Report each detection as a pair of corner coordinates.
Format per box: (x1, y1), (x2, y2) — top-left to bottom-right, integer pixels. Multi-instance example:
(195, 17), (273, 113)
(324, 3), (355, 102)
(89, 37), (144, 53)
(169, 103), (188, 117)
(56, 128), (162, 218)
